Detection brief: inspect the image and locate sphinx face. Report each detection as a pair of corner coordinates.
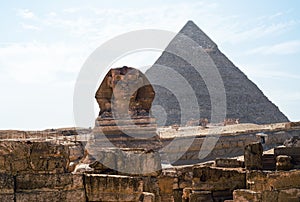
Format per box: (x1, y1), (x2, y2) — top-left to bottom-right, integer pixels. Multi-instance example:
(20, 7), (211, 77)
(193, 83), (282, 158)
(95, 66), (155, 119)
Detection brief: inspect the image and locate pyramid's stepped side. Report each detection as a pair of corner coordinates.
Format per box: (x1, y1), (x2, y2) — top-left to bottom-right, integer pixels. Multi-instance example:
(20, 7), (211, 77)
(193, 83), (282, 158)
(146, 21), (289, 125)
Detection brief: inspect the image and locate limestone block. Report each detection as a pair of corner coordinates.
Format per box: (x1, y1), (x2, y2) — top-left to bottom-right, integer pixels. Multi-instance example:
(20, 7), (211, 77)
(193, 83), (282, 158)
(0, 155), (5, 171)
(212, 190), (234, 202)
(141, 176), (160, 201)
(173, 189), (183, 202)
(68, 142), (84, 162)
(189, 191), (213, 202)
(176, 166), (193, 189)
(29, 142), (69, 174)
(89, 148), (162, 176)
(278, 188), (300, 202)
(0, 141), (70, 174)
(247, 170), (300, 192)
(139, 151), (162, 176)
(84, 174), (143, 201)
(275, 147), (300, 165)
(0, 174), (14, 194)
(0, 141), (30, 158)
(276, 155), (293, 171)
(0, 141), (30, 174)
(157, 176), (174, 195)
(64, 189), (86, 202)
(244, 142), (263, 170)
(90, 149), (119, 171)
(192, 166), (246, 191)
(284, 136), (300, 147)
(262, 154), (276, 170)
(261, 190), (279, 202)
(16, 173), (84, 192)
(215, 158), (244, 168)
(16, 191), (61, 202)
(0, 194), (14, 202)
(15, 190), (86, 202)
(233, 189), (261, 202)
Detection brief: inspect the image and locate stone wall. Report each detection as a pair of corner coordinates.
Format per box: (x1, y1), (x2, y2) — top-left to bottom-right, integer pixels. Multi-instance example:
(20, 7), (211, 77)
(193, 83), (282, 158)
(85, 174), (143, 201)
(0, 140), (148, 201)
(0, 139), (248, 201)
(246, 170), (300, 192)
(1, 139), (300, 201)
(160, 125), (299, 165)
(192, 166), (246, 191)
(232, 170), (300, 202)
(0, 123), (299, 201)
(0, 141), (70, 175)
(15, 174), (86, 202)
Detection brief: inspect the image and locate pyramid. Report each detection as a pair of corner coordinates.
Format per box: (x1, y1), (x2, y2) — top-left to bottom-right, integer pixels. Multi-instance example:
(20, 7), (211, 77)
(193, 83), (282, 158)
(145, 21), (289, 125)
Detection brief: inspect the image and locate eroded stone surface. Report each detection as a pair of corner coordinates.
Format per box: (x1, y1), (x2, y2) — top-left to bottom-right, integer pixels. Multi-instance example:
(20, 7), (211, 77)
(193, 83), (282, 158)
(0, 137), (300, 202)
(247, 170), (300, 192)
(192, 166), (246, 191)
(85, 148), (162, 176)
(244, 142), (263, 170)
(233, 189), (261, 202)
(215, 158), (244, 168)
(0, 174), (14, 194)
(276, 155), (293, 171)
(189, 191), (213, 202)
(85, 174), (143, 201)
(95, 66), (155, 118)
(15, 190), (86, 202)
(0, 124), (300, 201)
(0, 141), (69, 175)
(275, 146), (300, 166)
(16, 173), (84, 192)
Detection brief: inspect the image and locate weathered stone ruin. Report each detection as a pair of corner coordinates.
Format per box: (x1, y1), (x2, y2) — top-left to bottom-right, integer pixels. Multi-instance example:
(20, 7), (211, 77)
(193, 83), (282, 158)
(0, 127), (300, 202)
(244, 142), (263, 170)
(0, 21), (299, 202)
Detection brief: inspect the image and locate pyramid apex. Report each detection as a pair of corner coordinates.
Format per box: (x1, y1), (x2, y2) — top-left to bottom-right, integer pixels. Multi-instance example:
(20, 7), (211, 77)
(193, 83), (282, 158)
(186, 20), (197, 25)
(178, 20), (217, 49)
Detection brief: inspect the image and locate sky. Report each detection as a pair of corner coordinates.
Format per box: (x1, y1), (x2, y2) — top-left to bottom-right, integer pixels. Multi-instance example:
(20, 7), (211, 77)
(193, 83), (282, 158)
(0, 0), (300, 130)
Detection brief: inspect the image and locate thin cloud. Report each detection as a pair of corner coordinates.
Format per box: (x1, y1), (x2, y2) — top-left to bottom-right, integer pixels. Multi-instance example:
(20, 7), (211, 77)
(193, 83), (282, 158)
(10, 3), (300, 84)
(257, 70), (300, 80)
(63, 7), (82, 13)
(15, 3), (298, 46)
(21, 23), (41, 31)
(48, 12), (57, 17)
(222, 20), (297, 44)
(17, 9), (35, 19)
(284, 92), (300, 101)
(247, 40), (300, 55)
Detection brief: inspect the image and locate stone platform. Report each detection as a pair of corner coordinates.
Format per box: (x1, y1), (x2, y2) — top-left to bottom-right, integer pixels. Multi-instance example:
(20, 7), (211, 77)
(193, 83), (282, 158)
(94, 116), (157, 136)
(92, 116), (162, 151)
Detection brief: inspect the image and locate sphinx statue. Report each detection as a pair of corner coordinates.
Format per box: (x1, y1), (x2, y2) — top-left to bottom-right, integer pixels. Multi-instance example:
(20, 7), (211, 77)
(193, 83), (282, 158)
(94, 66), (159, 146)
(95, 66), (155, 119)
